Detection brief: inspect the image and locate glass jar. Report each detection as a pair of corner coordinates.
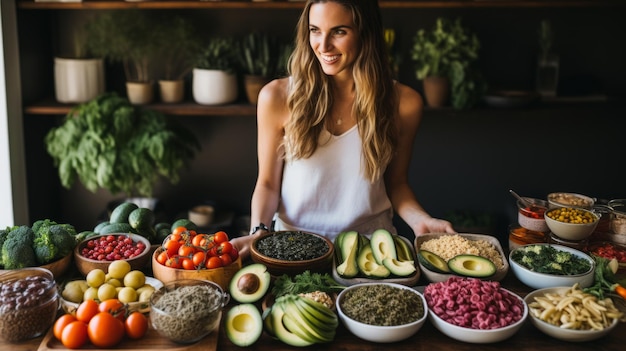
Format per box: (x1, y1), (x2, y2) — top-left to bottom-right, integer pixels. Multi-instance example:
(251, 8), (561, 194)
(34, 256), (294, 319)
(609, 199), (626, 235)
(548, 232), (588, 251)
(509, 224), (547, 253)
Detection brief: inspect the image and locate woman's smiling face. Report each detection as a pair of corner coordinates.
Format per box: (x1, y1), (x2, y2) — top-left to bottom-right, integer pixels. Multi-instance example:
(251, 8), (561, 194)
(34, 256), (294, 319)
(309, 2), (360, 78)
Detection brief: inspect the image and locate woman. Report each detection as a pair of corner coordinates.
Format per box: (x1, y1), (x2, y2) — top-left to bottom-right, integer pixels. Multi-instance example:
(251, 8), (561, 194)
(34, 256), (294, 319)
(233, 0), (454, 260)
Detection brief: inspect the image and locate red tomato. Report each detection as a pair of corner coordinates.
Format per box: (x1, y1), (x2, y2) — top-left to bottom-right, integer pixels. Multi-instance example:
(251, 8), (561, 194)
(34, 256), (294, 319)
(219, 253), (233, 267)
(125, 311), (148, 339)
(192, 251), (206, 268)
(178, 244), (195, 257)
(88, 312), (125, 348)
(165, 256), (182, 269)
(164, 238), (181, 257)
(172, 226), (187, 237)
(156, 250), (169, 265)
(181, 257), (195, 270)
(230, 246), (240, 262)
(206, 256), (223, 269)
(218, 241), (234, 256)
(61, 320), (89, 349)
(75, 299), (100, 323)
(213, 231), (229, 244)
(99, 299), (126, 322)
(53, 314), (77, 341)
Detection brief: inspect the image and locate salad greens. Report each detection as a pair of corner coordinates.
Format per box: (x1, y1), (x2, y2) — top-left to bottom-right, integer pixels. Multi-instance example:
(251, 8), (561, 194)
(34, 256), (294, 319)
(511, 244), (591, 275)
(271, 271), (346, 298)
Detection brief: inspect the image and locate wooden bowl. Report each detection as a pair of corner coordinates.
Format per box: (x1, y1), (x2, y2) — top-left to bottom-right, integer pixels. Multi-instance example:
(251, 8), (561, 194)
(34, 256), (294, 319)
(151, 246), (242, 291)
(73, 233), (151, 277)
(0, 253), (72, 279)
(250, 230), (334, 276)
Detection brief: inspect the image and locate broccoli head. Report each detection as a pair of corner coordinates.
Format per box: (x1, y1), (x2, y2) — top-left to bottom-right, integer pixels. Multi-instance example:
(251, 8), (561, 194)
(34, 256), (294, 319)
(0, 229), (9, 267)
(32, 222), (77, 264)
(554, 251), (572, 264)
(1, 226), (36, 269)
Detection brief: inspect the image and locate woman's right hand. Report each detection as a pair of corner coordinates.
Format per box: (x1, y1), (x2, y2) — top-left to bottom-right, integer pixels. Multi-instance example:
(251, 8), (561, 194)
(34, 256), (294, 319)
(231, 233), (259, 261)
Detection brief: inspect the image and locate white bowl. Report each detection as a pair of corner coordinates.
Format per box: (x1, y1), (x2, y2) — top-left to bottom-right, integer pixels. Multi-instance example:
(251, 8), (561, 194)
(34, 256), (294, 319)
(544, 207), (599, 241)
(425, 282), (527, 343)
(547, 192), (595, 209)
(336, 282), (428, 343)
(524, 286), (620, 342)
(415, 233), (509, 283)
(509, 244), (595, 289)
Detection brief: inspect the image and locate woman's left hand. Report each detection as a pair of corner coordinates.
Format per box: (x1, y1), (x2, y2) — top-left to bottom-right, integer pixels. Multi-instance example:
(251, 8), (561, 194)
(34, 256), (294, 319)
(413, 217), (455, 236)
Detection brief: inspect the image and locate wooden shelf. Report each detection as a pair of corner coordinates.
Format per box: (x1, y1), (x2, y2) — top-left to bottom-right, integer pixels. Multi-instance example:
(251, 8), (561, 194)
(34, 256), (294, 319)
(24, 98), (258, 116)
(17, 0), (626, 10)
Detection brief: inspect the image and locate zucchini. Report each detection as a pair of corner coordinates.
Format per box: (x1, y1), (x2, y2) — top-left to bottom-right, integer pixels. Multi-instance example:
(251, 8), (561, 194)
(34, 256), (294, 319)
(109, 202), (139, 223)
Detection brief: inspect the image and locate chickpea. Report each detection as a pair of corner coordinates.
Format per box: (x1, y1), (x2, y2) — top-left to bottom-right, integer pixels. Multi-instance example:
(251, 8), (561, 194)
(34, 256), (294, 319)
(547, 208), (596, 224)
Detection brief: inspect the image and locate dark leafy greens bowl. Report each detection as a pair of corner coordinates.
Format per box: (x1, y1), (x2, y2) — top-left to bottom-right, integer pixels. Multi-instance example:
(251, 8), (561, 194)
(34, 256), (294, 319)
(250, 231), (334, 276)
(509, 243), (595, 289)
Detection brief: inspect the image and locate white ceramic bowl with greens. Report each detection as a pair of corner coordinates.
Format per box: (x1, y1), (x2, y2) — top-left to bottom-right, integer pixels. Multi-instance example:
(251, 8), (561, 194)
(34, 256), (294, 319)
(336, 282), (428, 343)
(509, 243), (595, 289)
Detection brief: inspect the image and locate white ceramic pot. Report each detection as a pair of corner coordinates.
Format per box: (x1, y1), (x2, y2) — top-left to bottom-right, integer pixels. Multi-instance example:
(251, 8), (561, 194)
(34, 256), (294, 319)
(192, 68), (238, 105)
(54, 57), (105, 103)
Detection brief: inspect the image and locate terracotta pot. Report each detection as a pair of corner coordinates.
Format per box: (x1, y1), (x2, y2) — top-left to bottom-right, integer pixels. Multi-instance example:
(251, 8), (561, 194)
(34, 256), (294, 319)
(422, 76), (450, 108)
(158, 79), (185, 103)
(126, 81), (154, 105)
(244, 75), (271, 105)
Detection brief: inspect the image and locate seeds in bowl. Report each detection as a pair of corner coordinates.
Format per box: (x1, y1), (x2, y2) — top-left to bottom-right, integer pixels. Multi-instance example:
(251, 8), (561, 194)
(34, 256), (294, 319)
(339, 284), (424, 326)
(419, 234), (504, 269)
(546, 208), (597, 224)
(254, 231), (329, 261)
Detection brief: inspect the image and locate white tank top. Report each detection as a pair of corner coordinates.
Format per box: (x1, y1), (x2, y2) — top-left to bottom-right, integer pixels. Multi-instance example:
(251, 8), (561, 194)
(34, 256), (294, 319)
(276, 125), (395, 241)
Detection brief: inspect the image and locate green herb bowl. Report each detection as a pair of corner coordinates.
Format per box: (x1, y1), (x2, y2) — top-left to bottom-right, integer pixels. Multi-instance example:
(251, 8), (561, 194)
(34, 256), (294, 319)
(508, 243), (595, 289)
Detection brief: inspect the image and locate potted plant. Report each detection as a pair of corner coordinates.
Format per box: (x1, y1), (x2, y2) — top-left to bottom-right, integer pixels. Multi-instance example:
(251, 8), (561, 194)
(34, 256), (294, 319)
(44, 92), (201, 199)
(410, 17), (485, 109)
(53, 21), (105, 104)
(192, 36), (239, 105)
(236, 31), (283, 104)
(536, 19), (559, 98)
(153, 15), (202, 103)
(85, 10), (161, 105)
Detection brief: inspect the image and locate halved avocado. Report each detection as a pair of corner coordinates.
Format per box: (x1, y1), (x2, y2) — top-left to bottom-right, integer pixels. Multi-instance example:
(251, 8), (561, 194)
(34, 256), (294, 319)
(225, 303), (263, 347)
(230, 263), (271, 303)
(369, 229), (397, 264)
(418, 249), (450, 273)
(447, 254), (496, 278)
(382, 257), (416, 277)
(357, 245), (390, 278)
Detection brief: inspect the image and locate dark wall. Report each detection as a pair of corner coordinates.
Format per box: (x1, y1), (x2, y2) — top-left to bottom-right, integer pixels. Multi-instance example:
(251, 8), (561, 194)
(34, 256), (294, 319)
(19, 6), (626, 249)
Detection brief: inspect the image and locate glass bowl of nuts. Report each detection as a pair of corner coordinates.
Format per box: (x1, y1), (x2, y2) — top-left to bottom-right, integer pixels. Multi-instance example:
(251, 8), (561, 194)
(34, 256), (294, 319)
(0, 267), (59, 343)
(545, 207), (599, 241)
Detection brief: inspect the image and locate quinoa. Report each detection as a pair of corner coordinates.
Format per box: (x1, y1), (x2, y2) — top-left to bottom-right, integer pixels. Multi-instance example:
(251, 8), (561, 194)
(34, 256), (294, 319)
(419, 234), (504, 268)
(339, 284), (424, 326)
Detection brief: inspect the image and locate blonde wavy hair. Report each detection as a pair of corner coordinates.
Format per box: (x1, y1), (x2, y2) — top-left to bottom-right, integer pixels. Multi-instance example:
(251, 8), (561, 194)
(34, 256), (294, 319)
(284, 0), (397, 183)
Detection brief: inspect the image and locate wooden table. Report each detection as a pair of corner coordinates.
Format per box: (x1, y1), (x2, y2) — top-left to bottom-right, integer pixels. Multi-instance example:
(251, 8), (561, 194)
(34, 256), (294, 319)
(4, 270), (624, 351)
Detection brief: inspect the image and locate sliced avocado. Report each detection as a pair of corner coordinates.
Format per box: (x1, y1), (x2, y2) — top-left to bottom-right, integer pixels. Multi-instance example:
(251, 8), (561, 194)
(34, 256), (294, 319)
(357, 245), (390, 278)
(230, 263), (271, 303)
(271, 303), (314, 347)
(225, 303), (263, 347)
(393, 235), (415, 261)
(369, 229), (397, 264)
(336, 231), (360, 278)
(448, 254), (496, 278)
(382, 257), (416, 277)
(418, 249), (450, 273)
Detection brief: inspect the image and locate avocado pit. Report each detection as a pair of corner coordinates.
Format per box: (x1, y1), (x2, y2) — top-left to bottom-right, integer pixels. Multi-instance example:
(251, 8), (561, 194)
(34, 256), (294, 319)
(237, 273), (260, 294)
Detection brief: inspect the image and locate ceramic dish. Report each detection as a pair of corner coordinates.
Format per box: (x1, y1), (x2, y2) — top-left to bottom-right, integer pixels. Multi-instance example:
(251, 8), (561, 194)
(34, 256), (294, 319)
(332, 235), (420, 287)
(525, 286), (620, 342)
(414, 233), (509, 283)
(60, 276), (164, 315)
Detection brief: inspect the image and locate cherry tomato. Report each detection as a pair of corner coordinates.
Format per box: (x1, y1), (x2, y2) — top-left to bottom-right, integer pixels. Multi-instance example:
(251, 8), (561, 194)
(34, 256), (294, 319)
(192, 233), (213, 247)
(88, 312), (125, 348)
(230, 246), (239, 261)
(206, 256), (223, 269)
(53, 314), (77, 341)
(172, 226), (187, 237)
(75, 299), (100, 323)
(214, 231), (229, 244)
(164, 238), (181, 257)
(181, 257), (195, 270)
(125, 311), (149, 339)
(99, 299), (126, 322)
(156, 250), (169, 265)
(178, 244), (195, 257)
(219, 253), (233, 267)
(165, 256), (182, 269)
(61, 320), (89, 349)
(192, 251), (206, 268)
(218, 241), (234, 256)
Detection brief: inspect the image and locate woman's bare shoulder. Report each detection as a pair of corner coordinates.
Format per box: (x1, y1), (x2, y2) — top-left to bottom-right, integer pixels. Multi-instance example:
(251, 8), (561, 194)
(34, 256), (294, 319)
(394, 81), (424, 118)
(258, 77), (290, 106)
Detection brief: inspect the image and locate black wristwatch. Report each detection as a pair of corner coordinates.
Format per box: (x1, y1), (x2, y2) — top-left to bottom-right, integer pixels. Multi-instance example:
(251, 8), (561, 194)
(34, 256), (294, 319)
(250, 223), (269, 235)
